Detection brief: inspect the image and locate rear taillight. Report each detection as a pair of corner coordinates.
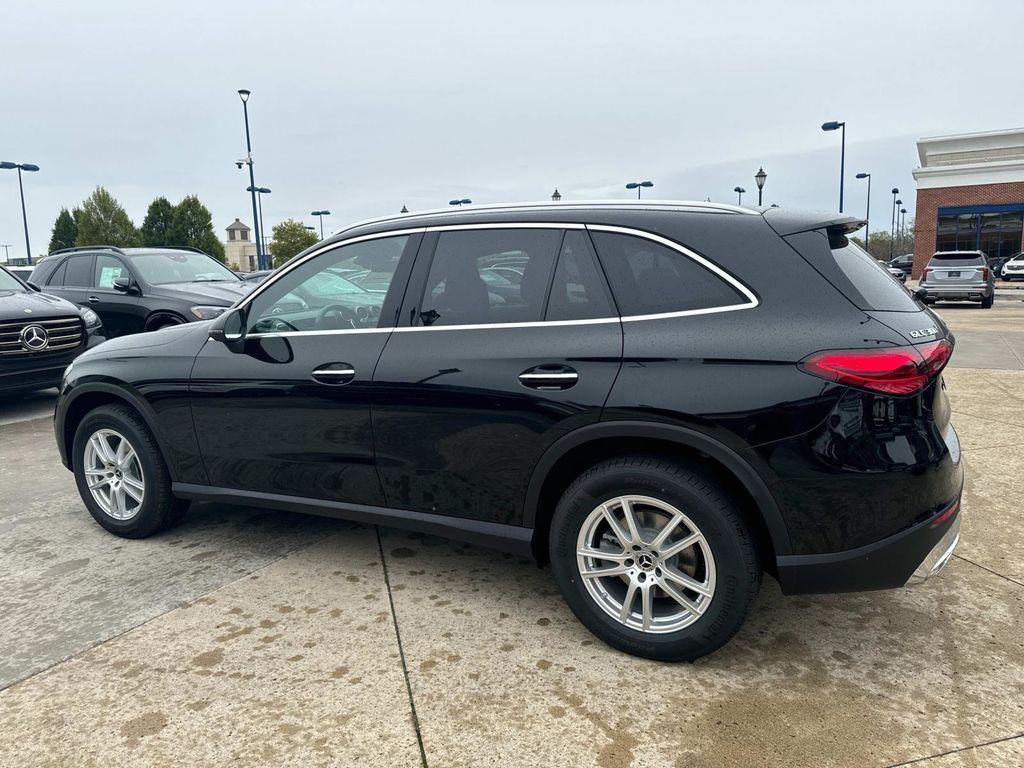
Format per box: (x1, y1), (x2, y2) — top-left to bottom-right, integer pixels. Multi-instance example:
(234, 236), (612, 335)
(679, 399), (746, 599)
(799, 338), (953, 396)
(980, 266), (990, 280)
(922, 268), (931, 281)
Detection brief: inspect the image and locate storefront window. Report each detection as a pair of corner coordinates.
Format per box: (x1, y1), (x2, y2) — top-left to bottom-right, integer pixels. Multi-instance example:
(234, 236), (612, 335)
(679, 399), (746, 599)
(935, 207), (1024, 260)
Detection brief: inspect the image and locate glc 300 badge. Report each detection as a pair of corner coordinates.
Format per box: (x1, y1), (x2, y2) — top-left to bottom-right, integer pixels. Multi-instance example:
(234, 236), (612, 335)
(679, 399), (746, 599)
(19, 324), (49, 351)
(908, 327), (938, 339)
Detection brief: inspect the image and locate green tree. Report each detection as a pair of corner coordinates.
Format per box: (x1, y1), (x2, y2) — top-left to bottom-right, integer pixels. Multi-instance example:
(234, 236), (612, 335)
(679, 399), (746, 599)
(851, 223), (915, 263)
(140, 196), (176, 246)
(48, 208), (78, 253)
(168, 195), (225, 262)
(74, 187), (141, 247)
(269, 219), (319, 267)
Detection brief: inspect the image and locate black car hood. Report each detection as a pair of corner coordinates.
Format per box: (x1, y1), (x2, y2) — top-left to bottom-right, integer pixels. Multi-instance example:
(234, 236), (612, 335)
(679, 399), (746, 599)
(78, 318), (211, 361)
(146, 280), (255, 305)
(0, 289), (84, 320)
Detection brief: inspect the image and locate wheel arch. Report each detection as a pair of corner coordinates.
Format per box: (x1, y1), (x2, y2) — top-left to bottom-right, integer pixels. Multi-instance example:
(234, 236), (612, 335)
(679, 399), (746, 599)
(144, 311), (188, 332)
(524, 421), (791, 565)
(61, 382), (173, 476)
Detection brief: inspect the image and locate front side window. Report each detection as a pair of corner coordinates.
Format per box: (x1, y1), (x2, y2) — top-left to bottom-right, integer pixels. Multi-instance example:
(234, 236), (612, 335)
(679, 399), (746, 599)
(590, 231), (745, 316)
(419, 229), (561, 326)
(130, 251), (237, 285)
(247, 235), (410, 334)
(95, 255), (131, 289)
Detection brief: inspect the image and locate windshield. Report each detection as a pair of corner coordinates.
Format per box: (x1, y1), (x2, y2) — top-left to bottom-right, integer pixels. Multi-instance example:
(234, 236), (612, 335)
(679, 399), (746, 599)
(0, 268), (27, 292)
(130, 251), (238, 285)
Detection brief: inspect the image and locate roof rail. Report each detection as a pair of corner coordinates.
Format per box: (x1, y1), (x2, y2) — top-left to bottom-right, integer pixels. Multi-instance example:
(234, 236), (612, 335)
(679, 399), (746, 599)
(48, 245), (127, 257)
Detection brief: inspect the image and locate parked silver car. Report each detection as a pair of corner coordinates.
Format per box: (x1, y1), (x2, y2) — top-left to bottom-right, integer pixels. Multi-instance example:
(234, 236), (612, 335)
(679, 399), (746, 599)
(917, 250), (994, 308)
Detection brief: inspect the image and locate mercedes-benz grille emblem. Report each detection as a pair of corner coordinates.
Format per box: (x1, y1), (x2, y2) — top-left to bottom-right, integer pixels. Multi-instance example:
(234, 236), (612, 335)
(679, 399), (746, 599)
(20, 324), (49, 352)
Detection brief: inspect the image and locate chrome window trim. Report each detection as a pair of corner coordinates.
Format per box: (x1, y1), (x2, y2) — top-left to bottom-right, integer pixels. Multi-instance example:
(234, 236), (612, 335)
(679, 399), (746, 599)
(240, 221), (758, 340)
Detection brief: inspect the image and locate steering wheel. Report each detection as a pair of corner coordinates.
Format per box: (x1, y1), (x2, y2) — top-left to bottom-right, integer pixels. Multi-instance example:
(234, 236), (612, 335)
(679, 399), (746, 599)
(317, 303), (359, 330)
(255, 316), (299, 332)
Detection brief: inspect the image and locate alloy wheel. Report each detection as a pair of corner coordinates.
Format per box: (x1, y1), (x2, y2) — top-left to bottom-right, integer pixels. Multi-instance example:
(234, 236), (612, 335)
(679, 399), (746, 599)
(576, 495), (716, 633)
(82, 429), (146, 521)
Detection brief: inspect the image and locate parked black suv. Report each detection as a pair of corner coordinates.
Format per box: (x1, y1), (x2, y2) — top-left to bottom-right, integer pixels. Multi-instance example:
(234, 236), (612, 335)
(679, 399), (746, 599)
(53, 202), (962, 660)
(0, 264), (106, 395)
(28, 246), (255, 337)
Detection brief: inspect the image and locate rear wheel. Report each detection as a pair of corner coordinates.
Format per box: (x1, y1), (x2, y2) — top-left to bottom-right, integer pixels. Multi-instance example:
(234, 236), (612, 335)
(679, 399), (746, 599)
(549, 455), (760, 661)
(981, 294), (994, 308)
(73, 404), (187, 538)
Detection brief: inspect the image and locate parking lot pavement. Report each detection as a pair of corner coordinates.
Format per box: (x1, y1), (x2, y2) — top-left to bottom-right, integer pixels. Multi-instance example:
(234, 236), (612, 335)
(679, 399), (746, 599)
(935, 305), (1024, 370)
(0, 388), (56, 426)
(1, 307), (1023, 767)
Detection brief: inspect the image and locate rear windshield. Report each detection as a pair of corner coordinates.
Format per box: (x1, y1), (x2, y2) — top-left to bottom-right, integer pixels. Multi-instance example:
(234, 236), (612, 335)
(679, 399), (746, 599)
(829, 239), (919, 312)
(929, 253), (985, 267)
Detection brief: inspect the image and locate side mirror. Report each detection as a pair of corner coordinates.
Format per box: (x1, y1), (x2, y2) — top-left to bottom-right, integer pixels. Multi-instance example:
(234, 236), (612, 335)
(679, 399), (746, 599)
(26, 281), (42, 292)
(112, 276), (133, 293)
(208, 307), (247, 352)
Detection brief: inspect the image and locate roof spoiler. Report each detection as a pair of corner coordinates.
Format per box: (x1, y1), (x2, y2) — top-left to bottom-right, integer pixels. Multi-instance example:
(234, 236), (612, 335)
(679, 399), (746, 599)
(762, 207), (866, 238)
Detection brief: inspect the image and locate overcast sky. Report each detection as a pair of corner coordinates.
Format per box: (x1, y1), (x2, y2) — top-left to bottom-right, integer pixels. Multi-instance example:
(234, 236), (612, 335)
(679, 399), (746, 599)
(2, 0), (1023, 261)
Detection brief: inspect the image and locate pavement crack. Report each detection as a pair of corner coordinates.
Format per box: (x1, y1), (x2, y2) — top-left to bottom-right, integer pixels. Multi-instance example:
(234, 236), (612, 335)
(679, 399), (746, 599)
(952, 553), (1024, 589)
(376, 526), (429, 768)
(885, 730), (1024, 767)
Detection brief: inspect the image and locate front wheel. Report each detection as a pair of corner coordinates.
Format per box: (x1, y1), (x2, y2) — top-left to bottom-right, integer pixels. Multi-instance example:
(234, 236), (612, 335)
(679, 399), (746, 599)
(73, 404), (187, 538)
(549, 455), (761, 661)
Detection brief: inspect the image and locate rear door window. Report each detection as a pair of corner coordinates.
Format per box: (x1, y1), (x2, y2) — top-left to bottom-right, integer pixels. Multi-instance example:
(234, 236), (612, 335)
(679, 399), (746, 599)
(589, 231), (745, 316)
(418, 229), (561, 326)
(63, 255), (94, 287)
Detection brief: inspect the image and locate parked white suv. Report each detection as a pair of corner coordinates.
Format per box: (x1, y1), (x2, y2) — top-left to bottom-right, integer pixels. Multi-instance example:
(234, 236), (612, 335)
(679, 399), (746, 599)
(1001, 252), (1024, 281)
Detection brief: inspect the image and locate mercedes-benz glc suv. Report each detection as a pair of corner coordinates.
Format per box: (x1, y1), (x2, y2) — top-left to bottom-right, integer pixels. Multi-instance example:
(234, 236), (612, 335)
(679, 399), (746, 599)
(52, 201), (962, 661)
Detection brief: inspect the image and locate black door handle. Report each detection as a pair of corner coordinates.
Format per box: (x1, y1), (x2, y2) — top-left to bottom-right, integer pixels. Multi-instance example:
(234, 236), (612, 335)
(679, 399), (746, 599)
(519, 365), (578, 390)
(312, 362), (356, 385)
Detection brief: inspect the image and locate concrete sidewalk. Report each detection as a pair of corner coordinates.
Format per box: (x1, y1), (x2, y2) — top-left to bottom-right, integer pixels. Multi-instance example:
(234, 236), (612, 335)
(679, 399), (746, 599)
(1, 306), (1022, 767)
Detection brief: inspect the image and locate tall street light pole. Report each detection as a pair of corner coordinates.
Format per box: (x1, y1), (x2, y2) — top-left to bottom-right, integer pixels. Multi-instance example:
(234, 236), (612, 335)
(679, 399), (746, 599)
(821, 121), (846, 212)
(625, 180), (653, 199)
(248, 186), (271, 253)
(311, 210), (331, 239)
(899, 207), (907, 255)
(893, 197), (903, 257)
(1, 161), (40, 264)
(237, 89), (264, 270)
(889, 187), (900, 259)
(754, 167), (767, 206)
(733, 186), (746, 206)
(856, 172), (871, 250)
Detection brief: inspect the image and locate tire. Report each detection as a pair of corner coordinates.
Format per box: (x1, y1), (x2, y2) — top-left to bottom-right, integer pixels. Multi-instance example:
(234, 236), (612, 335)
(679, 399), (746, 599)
(72, 404), (188, 538)
(548, 455), (761, 662)
(981, 294), (994, 309)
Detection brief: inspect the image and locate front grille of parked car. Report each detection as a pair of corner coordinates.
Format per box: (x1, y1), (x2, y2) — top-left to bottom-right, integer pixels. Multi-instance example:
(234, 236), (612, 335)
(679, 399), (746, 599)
(0, 316), (84, 357)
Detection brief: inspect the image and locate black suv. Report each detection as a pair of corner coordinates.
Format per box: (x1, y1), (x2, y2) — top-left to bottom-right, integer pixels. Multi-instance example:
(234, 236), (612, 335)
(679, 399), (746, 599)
(28, 246), (255, 337)
(53, 202), (962, 660)
(0, 264), (106, 395)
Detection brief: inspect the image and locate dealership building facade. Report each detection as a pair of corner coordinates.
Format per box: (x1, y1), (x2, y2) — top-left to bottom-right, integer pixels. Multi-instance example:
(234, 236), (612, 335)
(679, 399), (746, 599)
(911, 127), (1024, 277)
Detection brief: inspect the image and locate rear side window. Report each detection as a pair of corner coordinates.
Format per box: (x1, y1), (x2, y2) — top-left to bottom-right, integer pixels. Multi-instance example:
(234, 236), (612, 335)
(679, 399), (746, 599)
(44, 259), (67, 286)
(63, 255), (94, 287)
(828, 240), (919, 312)
(590, 231), (744, 316)
(546, 231), (614, 321)
(929, 252), (985, 267)
(420, 229), (561, 326)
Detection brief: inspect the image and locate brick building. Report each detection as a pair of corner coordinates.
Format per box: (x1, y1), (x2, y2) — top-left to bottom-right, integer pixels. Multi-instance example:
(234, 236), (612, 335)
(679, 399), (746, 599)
(911, 128), (1024, 278)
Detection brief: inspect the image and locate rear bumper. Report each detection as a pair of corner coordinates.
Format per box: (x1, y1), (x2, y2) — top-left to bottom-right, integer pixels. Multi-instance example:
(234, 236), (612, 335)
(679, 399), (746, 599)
(775, 497), (962, 594)
(919, 285), (992, 300)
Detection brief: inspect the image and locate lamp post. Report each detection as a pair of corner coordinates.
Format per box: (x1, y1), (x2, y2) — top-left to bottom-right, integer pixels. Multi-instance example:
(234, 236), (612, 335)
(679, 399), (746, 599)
(754, 167), (767, 206)
(400, 205), (409, 213)
(625, 180), (653, 199)
(733, 186), (746, 206)
(889, 188), (900, 259)
(821, 120), (846, 212)
(551, 188), (562, 202)
(0, 161), (40, 264)
(248, 186), (271, 253)
(0, 245), (11, 263)
(236, 89), (265, 270)
(899, 207), (907, 255)
(449, 198), (472, 206)
(855, 172), (871, 250)
(310, 210), (331, 239)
